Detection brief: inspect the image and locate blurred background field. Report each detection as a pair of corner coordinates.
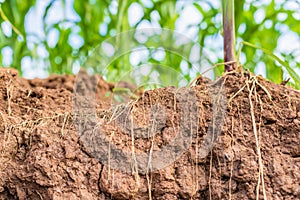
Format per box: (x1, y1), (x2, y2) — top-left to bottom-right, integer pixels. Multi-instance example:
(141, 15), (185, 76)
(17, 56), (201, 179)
(0, 0), (300, 88)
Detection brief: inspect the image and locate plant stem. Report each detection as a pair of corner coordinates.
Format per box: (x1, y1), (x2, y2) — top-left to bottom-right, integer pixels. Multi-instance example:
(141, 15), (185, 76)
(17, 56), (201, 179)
(222, 0), (236, 72)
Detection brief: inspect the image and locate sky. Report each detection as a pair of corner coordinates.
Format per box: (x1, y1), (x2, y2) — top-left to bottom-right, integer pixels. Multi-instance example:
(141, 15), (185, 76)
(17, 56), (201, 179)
(1, 0), (300, 80)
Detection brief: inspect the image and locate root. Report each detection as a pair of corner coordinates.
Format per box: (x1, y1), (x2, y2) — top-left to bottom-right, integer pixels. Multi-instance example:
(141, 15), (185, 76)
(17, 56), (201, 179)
(257, 95), (267, 199)
(227, 73), (272, 200)
(255, 79), (272, 101)
(228, 85), (246, 104)
(6, 112), (71, 130)
(6, 80), (14, 116)
(36, 191), (44, 200)
(0, 111), (7, 154)
(228, 116), (235, 200)
(246, 76), (268, 200)
(146, 134), (154, 200)
(61, 113), (70, 136)
(209, 150), (213, 200)
(194, 114), (200, 197)
(189, 61), (238, 86)
(0, 112), (73, 159)
(109, 169), (115, 200)
(108, 131), (115, 178)
(146, 169), (152, 200)
(130, 116), (140, 197)
(146, 95), (155, 200)
(0, 111), (12, 164)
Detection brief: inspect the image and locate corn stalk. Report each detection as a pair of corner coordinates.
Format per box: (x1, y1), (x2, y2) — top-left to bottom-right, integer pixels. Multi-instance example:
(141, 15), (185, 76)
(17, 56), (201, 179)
(222, 0), (236, 71)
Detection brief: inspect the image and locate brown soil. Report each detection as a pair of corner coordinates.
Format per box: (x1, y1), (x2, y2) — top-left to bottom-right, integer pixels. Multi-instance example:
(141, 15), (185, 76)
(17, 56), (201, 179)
(0, 68), (299, 200)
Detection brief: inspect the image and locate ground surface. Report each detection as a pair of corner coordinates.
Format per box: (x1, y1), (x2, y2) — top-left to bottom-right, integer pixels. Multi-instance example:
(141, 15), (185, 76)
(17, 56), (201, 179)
(0, 68), (299, 200)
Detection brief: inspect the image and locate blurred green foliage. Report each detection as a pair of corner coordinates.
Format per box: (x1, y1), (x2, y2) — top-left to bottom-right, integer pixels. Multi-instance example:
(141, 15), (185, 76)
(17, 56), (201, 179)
(0, 0), (299, 89)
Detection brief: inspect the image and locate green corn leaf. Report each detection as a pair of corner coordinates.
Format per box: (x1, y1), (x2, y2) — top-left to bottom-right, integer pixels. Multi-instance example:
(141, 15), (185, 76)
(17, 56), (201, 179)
(238, 41), (300, 89)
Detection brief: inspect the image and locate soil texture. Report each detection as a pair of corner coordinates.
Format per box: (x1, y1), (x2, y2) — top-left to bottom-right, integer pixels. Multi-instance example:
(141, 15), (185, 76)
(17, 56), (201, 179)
(0, 68), (299, 200)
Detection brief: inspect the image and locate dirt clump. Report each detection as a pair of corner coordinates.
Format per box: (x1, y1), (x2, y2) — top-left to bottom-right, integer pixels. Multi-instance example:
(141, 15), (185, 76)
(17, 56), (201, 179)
(0, 68), (299, 199)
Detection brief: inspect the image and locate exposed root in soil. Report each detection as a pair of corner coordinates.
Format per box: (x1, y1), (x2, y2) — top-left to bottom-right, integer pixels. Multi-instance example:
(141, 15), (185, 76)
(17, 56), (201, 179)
(130, 116), (140, 198)
(146, 171), (152, 200)
(0, 68), (299, 199)
(228, 116), (235, 200)
(193, 118), (200, 197)
(209, 151), (213, 200)
(246, 75), (269, 200)
(108, 131), (115, 178)
(228, 73), (270, 200)
(0, 112), (72, 159)
(6, 79), (13, 116)
(146, 121), (154, 200)
(225, 72), (274, 200)
(4, 112), (72, 131)
(189, 61), (238, 86)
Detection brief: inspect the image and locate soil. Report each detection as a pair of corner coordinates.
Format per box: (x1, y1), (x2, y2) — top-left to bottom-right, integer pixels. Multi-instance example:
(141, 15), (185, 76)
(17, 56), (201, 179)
(0, 68), (299, 200)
